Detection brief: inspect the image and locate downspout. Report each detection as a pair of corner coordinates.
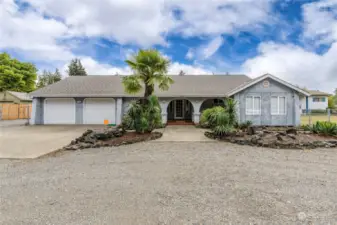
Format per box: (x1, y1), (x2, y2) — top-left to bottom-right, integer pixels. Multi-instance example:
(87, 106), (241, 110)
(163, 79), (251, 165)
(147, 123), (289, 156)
(306, 96), (309, 114)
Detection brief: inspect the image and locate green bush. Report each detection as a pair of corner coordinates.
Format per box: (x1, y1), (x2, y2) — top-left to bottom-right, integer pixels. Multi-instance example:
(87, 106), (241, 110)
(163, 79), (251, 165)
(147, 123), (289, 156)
(200, 99), (238, 136)
(122, 95), (162, 133)
(312, 121), (337, 136)
(235, 120), (253, 130)
(310, 109), (327, 114)
(225, 98), (237, 125)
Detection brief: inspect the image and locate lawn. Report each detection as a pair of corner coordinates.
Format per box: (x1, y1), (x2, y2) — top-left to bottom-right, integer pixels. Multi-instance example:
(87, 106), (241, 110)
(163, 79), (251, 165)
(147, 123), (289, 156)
(301, 114), (337, 125)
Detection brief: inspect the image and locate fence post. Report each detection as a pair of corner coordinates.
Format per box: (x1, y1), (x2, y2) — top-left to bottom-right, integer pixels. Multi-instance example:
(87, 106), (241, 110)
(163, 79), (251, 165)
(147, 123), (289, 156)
(328, 108), (331, 122)
(309, 110), (312, 126)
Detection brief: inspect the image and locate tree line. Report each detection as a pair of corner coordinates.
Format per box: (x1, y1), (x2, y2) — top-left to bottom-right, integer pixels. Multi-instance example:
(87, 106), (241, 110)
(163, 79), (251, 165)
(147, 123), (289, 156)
(0, 53), (88, 92)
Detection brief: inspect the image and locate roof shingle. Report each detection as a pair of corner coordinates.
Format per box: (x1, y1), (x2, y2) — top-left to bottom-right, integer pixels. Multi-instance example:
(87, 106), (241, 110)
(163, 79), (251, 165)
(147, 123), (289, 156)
(30, 75), (252, 98)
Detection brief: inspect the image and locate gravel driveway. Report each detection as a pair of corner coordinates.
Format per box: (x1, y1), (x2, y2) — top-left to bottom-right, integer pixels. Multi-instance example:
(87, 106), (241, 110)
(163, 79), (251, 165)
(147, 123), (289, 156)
(1, 142), (337, 224)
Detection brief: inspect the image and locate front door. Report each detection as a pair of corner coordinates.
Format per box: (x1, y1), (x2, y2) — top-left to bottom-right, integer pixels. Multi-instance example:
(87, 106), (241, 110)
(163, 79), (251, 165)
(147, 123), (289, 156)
(174, 100), (184, 119)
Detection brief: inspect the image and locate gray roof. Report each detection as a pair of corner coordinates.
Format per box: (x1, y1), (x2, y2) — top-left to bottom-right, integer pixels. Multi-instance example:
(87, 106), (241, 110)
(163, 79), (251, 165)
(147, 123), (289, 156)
(30, 75), (251, 98)
(306, 90), (331, 96)
(7, 91), (32, 101)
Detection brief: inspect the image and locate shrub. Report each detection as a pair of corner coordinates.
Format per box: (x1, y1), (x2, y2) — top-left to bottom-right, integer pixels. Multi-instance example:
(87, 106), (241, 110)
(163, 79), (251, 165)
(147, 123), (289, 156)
(312, 121), (337, 136)
(224, 98), (237, 126)
(235, 120), (253, 130)
(200, 105), (236, 136)
(122, 95), (162, 133)
(310, 109), (327, 114)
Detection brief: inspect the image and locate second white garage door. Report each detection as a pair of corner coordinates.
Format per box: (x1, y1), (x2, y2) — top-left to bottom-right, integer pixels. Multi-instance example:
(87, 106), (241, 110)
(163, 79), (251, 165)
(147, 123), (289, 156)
(83, 98), (116, 124)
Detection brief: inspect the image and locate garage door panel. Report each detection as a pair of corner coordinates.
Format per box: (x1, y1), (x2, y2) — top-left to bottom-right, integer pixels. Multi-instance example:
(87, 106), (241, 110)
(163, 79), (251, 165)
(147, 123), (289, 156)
(44, 98), (76, 124)
(83, 98), (115, 124)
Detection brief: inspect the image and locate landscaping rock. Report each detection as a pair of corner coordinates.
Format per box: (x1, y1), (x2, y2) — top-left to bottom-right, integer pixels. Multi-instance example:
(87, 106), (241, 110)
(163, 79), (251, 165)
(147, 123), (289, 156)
(287, 134), (296, 140)
(64, 128), (162, 151)
(204, 126), (337, 150)
(286, 128), (297, 135)
(247, 126), (256, 135)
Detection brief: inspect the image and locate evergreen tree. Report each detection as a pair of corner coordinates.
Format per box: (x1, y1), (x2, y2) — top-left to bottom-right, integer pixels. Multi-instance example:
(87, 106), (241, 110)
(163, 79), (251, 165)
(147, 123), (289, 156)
(179, 70), (186, 76)
(67, 58), (87, 76)
(37, 69), (62, 88)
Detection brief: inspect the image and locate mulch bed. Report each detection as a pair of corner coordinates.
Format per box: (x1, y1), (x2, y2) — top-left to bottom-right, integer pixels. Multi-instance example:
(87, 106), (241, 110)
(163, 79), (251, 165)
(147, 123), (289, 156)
(100, 131), (162, 147)
(64, 128), (162, 151)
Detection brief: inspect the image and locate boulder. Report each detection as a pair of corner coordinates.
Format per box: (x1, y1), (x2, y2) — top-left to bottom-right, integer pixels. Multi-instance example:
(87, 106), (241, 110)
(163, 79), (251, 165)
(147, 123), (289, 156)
(287, 134), (297, 140)
(84, 134), (96, 144)
(276, 134), (283, 141)
(286, 128), (297, 135)
(247, 126), (256, 135)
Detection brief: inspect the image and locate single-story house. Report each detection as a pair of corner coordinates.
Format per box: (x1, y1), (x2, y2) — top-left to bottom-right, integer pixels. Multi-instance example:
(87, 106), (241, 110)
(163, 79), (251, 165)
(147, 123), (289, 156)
(0, 91), (32, 104)
(300, 90), (331, 113)
(29, 73), (310, 126)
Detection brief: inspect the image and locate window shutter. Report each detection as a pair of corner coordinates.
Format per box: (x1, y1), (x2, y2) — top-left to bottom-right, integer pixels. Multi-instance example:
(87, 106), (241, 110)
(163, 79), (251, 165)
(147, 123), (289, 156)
(271, 96), (278, 114)
(279, 97), (286, 114)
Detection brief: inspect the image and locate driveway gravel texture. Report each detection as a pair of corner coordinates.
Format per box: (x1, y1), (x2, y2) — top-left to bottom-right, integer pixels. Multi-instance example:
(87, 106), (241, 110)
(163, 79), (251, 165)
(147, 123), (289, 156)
(1, 142), (337, 224)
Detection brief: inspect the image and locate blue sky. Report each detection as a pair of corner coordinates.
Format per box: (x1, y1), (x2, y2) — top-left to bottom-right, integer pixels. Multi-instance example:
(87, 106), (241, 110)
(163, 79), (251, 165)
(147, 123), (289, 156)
(1, 0), (337, 92)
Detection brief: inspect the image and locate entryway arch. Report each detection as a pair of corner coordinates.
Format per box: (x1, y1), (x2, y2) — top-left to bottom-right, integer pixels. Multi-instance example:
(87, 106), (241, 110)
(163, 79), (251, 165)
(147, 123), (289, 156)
(199, 98), (225, 112)
(167, 99), (194, 124)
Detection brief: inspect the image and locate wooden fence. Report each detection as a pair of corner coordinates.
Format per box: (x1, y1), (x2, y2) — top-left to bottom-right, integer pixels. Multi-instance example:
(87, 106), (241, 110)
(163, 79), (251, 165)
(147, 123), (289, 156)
(0, 104), (32, 120)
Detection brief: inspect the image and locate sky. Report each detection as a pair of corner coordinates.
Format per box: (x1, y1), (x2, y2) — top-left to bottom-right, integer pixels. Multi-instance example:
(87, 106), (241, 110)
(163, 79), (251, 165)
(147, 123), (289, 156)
(1, 0), (337, 92)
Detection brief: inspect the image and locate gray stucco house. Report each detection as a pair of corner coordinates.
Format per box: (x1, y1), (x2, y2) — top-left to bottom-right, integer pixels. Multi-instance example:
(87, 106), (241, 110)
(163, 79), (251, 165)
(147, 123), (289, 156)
(29, 73), (310, 126)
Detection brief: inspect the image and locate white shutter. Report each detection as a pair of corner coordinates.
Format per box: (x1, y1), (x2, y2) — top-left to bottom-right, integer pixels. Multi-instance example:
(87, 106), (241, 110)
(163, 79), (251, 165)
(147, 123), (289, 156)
(254, 97), (261, 115)
(271, 96), (278, 115)
(279, 97), (286, 114)
(246, 97), (253, 115)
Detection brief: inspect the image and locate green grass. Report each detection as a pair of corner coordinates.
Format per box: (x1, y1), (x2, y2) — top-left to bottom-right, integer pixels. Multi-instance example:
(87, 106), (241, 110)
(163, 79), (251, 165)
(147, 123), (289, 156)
(301, 115), (337, 125)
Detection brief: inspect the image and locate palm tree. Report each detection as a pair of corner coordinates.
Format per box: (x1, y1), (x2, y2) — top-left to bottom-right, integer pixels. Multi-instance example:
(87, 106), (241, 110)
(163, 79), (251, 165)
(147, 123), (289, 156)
(122, 49), (173, 101)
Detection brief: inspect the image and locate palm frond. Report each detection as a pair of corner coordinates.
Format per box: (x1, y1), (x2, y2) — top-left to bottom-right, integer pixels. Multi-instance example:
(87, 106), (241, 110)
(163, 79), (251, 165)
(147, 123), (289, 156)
(122, 76), (142, 94)
(158, 75), (174, 91)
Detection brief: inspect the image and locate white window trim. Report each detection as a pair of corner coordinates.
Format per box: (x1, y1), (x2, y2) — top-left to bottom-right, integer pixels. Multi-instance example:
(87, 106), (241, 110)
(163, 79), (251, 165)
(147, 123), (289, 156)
(271, 96), (287, 115)
(246, 96), (261, 115)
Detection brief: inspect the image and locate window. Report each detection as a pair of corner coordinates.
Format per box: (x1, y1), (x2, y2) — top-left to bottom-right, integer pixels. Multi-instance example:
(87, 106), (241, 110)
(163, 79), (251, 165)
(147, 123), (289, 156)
(246, 96), (261, 115)
(271, 96), (286, 115)
(313, 97), (326, 102)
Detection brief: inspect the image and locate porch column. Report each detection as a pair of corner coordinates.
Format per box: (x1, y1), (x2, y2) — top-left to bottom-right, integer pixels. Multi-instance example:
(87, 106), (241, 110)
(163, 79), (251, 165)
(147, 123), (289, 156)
(159, 100), (169, 124)
(30, 98), (37, 125)
(116, 98), (123, 125)
(191, 100), (203, 124)
(74, 98), (84, 124)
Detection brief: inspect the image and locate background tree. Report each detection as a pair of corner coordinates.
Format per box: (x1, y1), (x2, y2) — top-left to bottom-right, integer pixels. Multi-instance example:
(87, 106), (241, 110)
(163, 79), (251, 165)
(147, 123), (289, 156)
(333, 88), (337, 106)
(0, 52), (37, 93)
(122, 49), (173, 100)
(328, 96), (335, 109)
(179, 70), (186, 76)
(37, 69), (62, 88)
(67, 58), (87, 76)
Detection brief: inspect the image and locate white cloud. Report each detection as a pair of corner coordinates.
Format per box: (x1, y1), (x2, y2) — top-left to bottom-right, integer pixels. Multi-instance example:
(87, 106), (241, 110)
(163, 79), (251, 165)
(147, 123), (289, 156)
(20, 0), (274, 47)
(170, 0), (275, 37)
(23, 0), (175, 47)
(72, 57), (132, 75)
(302, 0), (337, 44)
(168, 62), (212, 75)
(241, 42), (337, 92)
(186, 36), (224, 60)
(0, 0), (73, 62)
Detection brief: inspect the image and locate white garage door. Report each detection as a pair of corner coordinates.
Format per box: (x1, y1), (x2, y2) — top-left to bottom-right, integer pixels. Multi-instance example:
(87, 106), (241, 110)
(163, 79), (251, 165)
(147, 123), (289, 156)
(44, 98), (76, 124)
(83, 98), (116, 124)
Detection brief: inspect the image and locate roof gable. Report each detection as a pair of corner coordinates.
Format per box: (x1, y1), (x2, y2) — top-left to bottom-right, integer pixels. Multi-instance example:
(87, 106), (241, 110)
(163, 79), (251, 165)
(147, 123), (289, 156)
(7, 91), (32, 101)
(226, 74), (310, 96)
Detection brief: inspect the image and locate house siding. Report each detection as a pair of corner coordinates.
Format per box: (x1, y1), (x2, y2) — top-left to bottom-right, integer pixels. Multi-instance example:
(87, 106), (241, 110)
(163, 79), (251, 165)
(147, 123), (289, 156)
(35, 98), (45, 125)
(300, 96), (329, 112)
(74, 98), (84, 124)
(235, 78), (300, 126)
